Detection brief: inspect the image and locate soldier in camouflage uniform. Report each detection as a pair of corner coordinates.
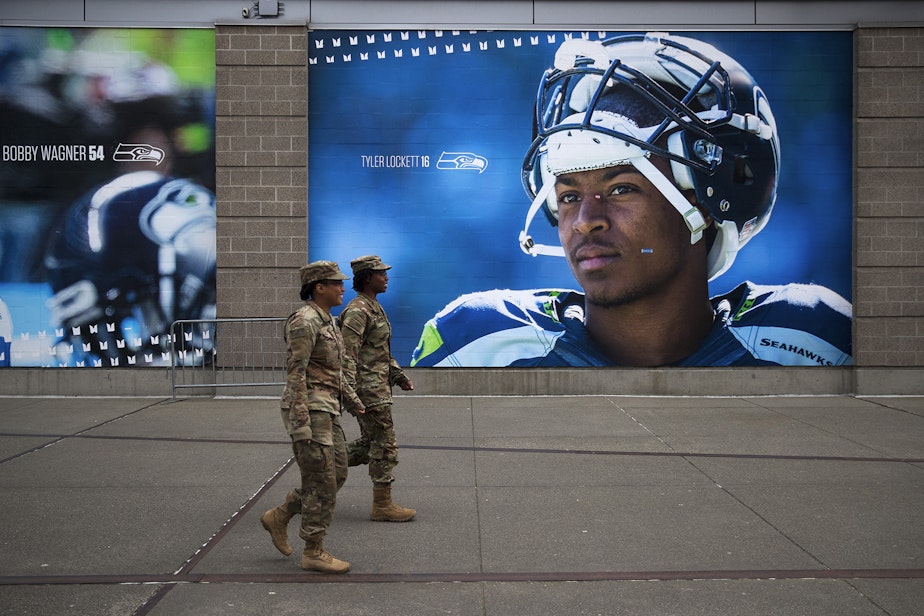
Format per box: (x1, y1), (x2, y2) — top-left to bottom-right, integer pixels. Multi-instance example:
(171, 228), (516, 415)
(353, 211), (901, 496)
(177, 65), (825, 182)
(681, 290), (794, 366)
(340, 255), (417, 522)
(260, 260), (364, 574)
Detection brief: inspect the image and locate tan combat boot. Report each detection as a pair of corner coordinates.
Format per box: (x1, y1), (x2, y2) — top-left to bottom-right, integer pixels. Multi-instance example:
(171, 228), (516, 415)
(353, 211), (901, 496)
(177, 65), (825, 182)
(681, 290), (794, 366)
(301, 538), (351, 573)
(371, 484), (416, 522)
(260, 505), (295, 556)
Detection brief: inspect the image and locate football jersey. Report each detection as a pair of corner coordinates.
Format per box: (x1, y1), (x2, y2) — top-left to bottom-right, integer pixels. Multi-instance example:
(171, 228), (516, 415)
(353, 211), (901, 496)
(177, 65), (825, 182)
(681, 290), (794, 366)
(410, 281), (853, 367)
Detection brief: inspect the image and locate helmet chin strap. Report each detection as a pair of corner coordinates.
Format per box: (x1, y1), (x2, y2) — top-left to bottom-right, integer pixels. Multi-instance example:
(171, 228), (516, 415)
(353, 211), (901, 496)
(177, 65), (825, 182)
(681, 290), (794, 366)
(630, 156), (707, 244)
(519, 180), (565, 257)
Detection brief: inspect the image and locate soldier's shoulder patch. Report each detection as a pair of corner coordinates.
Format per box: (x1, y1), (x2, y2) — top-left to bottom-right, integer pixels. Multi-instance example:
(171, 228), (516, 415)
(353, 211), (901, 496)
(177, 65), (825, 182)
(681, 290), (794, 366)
(288, 326), (309, 339)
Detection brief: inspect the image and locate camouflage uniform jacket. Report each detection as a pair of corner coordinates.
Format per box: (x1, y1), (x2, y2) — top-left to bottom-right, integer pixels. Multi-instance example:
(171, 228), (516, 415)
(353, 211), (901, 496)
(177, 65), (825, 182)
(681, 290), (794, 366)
(280, 301), (363, 441)
(339, 292), (410, 409)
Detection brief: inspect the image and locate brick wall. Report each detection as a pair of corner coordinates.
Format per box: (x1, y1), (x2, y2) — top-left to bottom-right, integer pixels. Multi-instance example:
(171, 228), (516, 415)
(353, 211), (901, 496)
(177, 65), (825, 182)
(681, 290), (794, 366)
(856, 27), (924, 366)
(215, 24), (308, 321)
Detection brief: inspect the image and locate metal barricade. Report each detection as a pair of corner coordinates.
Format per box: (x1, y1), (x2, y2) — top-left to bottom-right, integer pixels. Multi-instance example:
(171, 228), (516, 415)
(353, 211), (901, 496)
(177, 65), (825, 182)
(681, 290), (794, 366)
(170, 318), (287, 398)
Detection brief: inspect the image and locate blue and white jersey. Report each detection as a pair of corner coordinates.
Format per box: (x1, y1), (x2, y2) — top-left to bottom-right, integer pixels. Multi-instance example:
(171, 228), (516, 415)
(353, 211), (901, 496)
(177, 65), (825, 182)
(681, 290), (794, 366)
(410, 281), (853, 367)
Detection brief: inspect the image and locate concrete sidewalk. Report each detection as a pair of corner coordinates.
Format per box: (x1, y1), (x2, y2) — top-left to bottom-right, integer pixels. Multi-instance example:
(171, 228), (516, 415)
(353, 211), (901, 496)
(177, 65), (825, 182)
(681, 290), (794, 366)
(0, 394), (922, 615)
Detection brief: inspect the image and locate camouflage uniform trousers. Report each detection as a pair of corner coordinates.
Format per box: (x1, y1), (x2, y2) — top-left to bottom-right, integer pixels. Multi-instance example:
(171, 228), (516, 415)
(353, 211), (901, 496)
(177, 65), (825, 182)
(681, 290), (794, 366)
(282, 410), (348, 541)
(346, 403), (399, 485)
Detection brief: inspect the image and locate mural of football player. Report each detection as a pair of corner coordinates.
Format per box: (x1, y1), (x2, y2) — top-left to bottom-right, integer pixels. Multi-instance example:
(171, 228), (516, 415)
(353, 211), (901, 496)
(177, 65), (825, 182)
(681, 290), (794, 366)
(0, 28), (214, 283)
(43, 171), (216, 366)
(411, 32), (852, 368)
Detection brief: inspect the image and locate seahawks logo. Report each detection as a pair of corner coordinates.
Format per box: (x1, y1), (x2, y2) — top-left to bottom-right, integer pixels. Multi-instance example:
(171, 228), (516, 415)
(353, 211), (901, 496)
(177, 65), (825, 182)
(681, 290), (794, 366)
(436, 151), (488, 173)
(113, 143), (165, 165)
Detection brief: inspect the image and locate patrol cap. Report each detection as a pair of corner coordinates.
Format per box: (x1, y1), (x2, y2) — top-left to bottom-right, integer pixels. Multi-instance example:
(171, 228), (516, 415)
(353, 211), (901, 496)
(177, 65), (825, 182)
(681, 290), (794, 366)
(350, 254), (392, 274)
(299, 260), (349, 287)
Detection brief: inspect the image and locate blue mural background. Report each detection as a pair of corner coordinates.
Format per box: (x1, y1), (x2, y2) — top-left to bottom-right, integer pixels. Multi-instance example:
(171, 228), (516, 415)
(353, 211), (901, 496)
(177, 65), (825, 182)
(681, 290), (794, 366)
(308, 30), (854, 366)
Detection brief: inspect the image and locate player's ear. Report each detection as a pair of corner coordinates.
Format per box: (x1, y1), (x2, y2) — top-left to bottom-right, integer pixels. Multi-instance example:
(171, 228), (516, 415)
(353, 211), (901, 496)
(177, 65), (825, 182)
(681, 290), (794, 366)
(700, 209), (719, 250)
(688, 196), (718, 250)
(685, 191), (714, 225)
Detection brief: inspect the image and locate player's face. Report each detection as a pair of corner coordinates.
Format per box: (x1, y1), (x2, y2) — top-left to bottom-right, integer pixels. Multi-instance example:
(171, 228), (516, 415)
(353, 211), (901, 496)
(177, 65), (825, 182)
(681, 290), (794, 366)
(555, 159), (703, 308)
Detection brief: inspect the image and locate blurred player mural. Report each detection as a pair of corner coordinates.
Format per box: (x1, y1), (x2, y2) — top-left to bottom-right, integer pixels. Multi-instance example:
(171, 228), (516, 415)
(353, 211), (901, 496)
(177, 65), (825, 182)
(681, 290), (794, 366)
(0, 27), (216, 367)
(308, 30), (853, 368)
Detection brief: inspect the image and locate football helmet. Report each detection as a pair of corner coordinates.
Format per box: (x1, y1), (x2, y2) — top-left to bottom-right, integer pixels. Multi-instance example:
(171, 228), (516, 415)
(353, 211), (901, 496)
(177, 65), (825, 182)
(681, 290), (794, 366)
(44, 171), (216, 366)
(520, 32), (780, 280)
